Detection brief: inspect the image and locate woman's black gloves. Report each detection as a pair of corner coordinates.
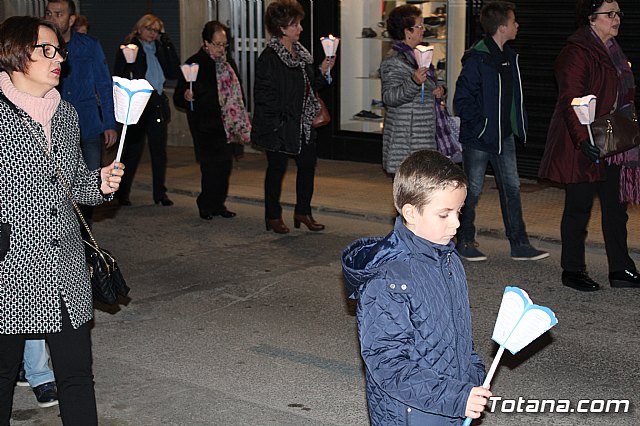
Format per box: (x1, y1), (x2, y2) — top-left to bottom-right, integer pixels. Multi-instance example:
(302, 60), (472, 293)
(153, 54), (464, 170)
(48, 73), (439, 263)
(580, 141), (601, 162)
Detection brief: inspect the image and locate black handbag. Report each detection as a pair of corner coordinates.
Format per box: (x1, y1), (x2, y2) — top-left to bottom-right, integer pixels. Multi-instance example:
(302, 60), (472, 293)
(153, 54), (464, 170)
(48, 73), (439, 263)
(83, 238), (129, 305)
(12, 101), (130, 305)
(590, 110), (640, 158)
(60, 175), (130, 305)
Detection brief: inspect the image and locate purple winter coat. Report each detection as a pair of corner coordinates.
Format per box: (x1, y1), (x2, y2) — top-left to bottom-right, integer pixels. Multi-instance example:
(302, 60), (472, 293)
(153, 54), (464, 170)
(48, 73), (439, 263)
(539, 26), (634, 184)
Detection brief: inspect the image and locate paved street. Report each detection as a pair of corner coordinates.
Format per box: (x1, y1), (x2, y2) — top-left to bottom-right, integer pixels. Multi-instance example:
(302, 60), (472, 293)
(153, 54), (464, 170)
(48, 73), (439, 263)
(10, 149), (640, 425)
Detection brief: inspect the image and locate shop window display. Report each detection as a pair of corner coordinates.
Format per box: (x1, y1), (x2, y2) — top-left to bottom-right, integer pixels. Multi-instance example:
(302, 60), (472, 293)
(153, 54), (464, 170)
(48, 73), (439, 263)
(340, 0), (449, 134)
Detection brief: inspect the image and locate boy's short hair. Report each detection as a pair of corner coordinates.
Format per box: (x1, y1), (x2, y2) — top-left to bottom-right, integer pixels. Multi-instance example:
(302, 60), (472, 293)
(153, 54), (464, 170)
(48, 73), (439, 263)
(480, 1), (516, 36)
(393, 150), (467, 215)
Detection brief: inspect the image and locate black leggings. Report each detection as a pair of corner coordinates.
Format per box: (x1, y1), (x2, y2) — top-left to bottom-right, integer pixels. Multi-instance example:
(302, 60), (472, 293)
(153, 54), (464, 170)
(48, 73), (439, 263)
(0, 301), (97, 426)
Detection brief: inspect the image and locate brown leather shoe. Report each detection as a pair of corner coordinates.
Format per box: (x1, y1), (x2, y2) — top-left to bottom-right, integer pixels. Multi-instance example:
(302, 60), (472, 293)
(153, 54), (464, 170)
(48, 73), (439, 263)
(293, 214), (325, 232)
(266, 218), (290, 234)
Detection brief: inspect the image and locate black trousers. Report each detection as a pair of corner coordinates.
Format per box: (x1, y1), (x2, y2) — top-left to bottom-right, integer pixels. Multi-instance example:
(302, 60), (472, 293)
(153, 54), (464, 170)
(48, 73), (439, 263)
(0, 302), (97, 426)
(264, 142), (317, 219)
(188, 118), (233, 214)
(117, 91), (169, 203)
(561, 162), (635, 272)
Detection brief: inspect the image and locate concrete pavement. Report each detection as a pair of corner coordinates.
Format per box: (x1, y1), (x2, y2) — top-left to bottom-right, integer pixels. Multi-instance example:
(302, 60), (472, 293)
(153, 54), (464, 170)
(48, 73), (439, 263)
(9, 146), (640, 425)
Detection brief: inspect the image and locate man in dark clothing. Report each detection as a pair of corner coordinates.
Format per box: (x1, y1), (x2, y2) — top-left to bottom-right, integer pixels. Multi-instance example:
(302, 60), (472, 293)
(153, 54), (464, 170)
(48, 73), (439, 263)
(453, 1), (548, 262)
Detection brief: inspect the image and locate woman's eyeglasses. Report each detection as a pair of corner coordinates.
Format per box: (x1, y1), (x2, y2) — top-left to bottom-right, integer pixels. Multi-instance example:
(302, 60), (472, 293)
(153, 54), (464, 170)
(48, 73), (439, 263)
(593, 10), (624, 19)
(410, 24), (425, 30)
(210, 42), (228, 48)
(33, 43), (68, 60)
(144, 26), (161, 34)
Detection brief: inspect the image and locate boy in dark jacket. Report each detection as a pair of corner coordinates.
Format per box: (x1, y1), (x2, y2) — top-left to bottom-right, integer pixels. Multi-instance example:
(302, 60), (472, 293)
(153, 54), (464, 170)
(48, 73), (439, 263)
(453, 1), (548, 262)
(342, 150), (491, 425)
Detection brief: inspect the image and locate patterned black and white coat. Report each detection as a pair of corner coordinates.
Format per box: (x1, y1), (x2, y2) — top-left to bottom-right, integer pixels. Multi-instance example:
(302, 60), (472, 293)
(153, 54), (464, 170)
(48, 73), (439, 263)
(0, 93), (107, 334)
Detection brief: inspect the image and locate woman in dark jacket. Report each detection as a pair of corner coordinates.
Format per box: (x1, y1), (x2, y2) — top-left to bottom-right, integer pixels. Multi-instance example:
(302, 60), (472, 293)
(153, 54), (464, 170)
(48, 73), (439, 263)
(113, 14), (180, 207)
(539, 0), (639, 291)
(251, 0), (335, 234)
(174, 21), (251, 220)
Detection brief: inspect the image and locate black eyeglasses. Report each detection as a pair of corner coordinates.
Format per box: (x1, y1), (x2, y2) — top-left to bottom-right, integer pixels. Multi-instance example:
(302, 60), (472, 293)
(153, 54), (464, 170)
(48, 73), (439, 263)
(33, 43), (68, 60)
(144, 26), (161, 34)
(593, 10), (624, 19)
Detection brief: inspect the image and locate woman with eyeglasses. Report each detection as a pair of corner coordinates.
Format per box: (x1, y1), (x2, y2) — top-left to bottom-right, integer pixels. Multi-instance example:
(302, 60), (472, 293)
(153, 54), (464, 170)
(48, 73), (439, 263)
(173, 21), (251, 220)
(113, 14), (180, 207)
(380, 4), (444, 175)
(0, 16), (123, 424)
(251, 0), (335, 234)
(540, 0), (640, 291)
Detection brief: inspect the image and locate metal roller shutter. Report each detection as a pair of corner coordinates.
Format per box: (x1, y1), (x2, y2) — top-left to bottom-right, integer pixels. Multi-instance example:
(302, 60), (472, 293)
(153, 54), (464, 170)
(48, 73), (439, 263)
(466, 0), (640, 179)
(78, 0), (181, 76)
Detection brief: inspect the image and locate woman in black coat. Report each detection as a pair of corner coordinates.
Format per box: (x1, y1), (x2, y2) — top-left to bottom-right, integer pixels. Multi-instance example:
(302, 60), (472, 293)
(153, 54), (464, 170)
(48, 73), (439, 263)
(173, 21), (251, 219)
(113, 14), (180, 207)
(251, 0), (335, 234)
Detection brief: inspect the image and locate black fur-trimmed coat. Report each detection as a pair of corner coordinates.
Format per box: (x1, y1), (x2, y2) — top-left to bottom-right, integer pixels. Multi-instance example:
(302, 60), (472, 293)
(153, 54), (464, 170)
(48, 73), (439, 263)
(0, 93), (106, 334)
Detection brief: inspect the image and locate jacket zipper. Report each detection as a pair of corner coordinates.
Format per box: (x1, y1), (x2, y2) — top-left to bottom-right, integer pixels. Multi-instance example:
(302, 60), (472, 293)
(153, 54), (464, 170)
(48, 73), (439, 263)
(515, 53), (526, 143)
(443, 252), (462, 370)
(497, 73), (502, 154)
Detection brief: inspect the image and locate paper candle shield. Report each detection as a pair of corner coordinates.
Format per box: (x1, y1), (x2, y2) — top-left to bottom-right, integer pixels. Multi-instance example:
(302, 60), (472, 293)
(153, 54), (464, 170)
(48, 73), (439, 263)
(112, 77), (153, 125)
(180, 63), (200, 82)
(414, 45), (434, 68)
(120, 44), (139, 64)
(491, 286), (558, 355)
(571, 95), (597, 125)
(320, 35), (340, 57)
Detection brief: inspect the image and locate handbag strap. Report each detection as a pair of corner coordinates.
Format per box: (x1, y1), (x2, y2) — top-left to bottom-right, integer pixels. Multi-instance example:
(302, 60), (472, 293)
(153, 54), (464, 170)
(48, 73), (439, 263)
(0, 93), (102, 250)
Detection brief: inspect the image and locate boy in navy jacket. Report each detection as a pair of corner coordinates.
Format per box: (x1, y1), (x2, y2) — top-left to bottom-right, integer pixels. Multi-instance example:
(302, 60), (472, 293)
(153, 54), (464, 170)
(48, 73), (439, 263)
(453, 1), (548, 263)
(342, 150), (491, 425)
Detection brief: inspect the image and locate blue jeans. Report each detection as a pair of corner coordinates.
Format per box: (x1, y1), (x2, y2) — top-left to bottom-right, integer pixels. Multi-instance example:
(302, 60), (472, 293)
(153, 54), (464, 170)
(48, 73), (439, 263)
(23, 339), (54, 388)
(457, 135), (529, 248)
(80, 135), (102, 170)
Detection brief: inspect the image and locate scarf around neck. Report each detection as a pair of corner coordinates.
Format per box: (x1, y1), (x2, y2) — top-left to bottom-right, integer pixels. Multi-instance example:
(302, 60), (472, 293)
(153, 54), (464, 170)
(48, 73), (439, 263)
(0, 71), (60, 150)
(213, 53), (251, 144)
(268, 37), (320, 144)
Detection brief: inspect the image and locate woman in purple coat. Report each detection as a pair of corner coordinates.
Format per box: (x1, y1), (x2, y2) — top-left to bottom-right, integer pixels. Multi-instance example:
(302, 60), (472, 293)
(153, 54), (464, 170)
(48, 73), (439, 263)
(539, 0), (639, 291)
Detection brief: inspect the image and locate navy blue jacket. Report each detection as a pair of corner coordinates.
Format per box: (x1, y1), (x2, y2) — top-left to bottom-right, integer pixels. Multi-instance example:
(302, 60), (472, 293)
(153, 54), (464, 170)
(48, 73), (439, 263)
(453, 39), (527, 154)
(58, 31), (116, 140)
(342, 218), (485, 425)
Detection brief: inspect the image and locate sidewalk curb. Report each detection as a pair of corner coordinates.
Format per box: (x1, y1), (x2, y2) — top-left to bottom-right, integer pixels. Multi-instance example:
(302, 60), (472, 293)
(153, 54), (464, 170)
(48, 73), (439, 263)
(145, 183), (638, 255)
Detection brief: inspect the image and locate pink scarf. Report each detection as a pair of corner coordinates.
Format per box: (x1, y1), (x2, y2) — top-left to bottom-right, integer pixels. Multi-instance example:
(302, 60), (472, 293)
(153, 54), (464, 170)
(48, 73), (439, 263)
(215, 60), (251, 144)
(0, 72), (60, 150)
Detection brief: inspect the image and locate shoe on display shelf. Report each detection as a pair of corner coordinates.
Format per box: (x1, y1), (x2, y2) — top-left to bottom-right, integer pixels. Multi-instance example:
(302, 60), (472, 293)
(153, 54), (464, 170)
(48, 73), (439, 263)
(353, 110), (383, 121)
